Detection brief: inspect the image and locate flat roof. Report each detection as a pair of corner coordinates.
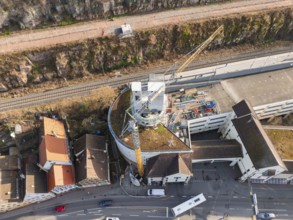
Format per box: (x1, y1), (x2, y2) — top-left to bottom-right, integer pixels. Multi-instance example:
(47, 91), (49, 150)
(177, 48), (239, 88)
(191, 139), (243, 160)
(25, 162), (47, 194)
(0, 155), (20, 171)
(200, 69), (293, 113)
(42, 117), (66, 138)
(74, 134), (109, 182)
(221, 69), (293, 108)
(39, 135), (70, 166)
(47, 164), (75, 191)
(0, 171), (19, 201)
(265, 129), (293, 160)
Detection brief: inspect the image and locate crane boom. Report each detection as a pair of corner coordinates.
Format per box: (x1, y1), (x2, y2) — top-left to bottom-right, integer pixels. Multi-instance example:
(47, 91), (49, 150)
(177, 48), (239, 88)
(175, 25), (224, 75)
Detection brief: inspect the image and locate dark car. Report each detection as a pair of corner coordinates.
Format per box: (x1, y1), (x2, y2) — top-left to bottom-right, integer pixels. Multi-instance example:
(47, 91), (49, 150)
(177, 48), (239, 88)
(98, 200), (113, 207)
(54, 205), (65, 212)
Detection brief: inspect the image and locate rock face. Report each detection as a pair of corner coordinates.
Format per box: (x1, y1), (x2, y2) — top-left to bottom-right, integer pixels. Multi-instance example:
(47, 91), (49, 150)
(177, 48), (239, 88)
(0, 0), (227, 30)
(0, 8), (292, 93)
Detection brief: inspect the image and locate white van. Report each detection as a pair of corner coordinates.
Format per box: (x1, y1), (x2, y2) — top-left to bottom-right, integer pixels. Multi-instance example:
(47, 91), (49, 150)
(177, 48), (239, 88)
(147, 189), (165, 196)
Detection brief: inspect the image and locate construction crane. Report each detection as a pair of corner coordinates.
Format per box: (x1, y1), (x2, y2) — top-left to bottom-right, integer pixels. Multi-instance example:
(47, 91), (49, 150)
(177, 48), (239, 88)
(174, 25), (224, 77)
(122, 25), (224, 179)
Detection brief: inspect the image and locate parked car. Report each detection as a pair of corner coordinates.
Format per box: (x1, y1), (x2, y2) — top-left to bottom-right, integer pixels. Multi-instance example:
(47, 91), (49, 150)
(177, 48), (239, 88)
(106, 217), (120, 220)
(54, 205), (65, 212)
(257, 212), (276, 219)
(98, 200), (113, 207)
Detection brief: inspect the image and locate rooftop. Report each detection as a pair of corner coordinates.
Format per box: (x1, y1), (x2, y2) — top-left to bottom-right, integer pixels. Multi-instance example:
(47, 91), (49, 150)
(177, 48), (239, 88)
(145, 153), (192, 177)
(0, 155), (20, 171)
(39, 135), (70, 166)
(0, 171), (20, 202)
(265, 129), (293, 160)
(191, 139), (243, 160)
(42, 117), (66, 139)
(47, 164), (75, 191)
(74, 134), (109, 182)
(25, 160), (47, 194)
(110, 90), (189, 151)
(232, 100), (286, 170)
(222, 69), (293, 106)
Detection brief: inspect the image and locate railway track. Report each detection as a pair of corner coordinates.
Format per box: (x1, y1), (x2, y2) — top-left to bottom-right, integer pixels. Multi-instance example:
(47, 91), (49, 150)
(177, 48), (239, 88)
(1, 47), (293, 112)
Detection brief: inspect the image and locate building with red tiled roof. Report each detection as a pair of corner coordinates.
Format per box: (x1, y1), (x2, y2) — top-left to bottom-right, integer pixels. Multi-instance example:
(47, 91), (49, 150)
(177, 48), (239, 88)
(39, 135), (71, 171)
(47, 164), (75, 192)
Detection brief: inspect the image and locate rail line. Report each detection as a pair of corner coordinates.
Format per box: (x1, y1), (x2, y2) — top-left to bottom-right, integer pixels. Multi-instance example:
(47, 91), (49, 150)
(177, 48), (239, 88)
(0, 47), (293, 112)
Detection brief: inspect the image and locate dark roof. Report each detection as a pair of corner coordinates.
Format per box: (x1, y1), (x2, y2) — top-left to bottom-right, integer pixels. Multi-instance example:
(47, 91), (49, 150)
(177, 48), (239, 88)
(0, 155), (20, 171)
(232, 99), (256, 118)
(232, 114), (286, 170)
(283, 161), (293, 173)
(145, 153), (192, 178)
(25, 162), (47, 194)
(73, 134), (109, 182)
(191, 140), (243, 159)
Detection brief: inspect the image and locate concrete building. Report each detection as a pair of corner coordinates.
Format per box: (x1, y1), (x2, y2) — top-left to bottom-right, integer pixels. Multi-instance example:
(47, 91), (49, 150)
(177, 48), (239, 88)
(74, 134), (110, 187)
(108, 70), (293, 185)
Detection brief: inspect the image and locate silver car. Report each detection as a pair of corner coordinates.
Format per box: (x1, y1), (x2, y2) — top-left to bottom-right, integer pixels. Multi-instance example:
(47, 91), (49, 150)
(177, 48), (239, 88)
(257, 213), (276, 219)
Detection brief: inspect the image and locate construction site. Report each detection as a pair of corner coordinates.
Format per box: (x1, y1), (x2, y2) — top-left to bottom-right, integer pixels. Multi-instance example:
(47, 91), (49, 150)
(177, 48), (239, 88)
(108, 25), (293, 187)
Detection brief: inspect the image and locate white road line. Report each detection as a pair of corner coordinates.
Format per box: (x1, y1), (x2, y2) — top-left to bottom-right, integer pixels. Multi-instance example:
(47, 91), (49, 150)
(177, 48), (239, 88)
(113, 214), (121, 216)
(130, 214), (139, 216)
(233, 196), (238, 198)
(166, 207), (169, 217)
(260, 209), (287, 212)
(148, 215), (166, 218)
(278, 214), (289, 216)
(64, 210), (83, 215)
(208, 196), (213, 198)
(57, 214), (68, 217)
(77, 213), (86, 216)
(88, 208), (102, 211)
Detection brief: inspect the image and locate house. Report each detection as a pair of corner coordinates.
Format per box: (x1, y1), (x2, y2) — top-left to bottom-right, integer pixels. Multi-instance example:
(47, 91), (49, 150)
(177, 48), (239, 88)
(24, 156), (55, 203)
(0, 155), (22, 203)
(38, 117), (76, 194)
(145, 153), (193, 186)
(73, 134), (110, 187)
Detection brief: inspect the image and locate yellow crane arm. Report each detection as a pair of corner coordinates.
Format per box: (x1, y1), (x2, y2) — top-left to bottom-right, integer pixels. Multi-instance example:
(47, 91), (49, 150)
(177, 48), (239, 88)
(175, 25), (224, 76)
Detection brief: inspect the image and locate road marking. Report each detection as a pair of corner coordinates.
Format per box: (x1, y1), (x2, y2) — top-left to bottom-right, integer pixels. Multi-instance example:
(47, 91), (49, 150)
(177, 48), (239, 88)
(208, 196), (213, 198)
(88, 208), (102, 211)
(113, 214), (121, 216)
(94, 214), (103, 216)
(57, 214), (68, 217)
(130, 214), (139, 216)
(89, 211), (102, 214)
(148, 215), (166, 218)
(143, 210), (151, 212)
(260, 209), (287, 212)
(233, 196), (238, 198)
(278, 214), (289, 216)
(166, 207), (169, 217)
(77, 213), (86, 216)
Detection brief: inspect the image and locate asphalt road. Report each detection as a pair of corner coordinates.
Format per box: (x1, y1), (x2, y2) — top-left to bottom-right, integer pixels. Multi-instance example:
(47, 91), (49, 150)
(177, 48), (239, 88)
(1, 163), (292, 220)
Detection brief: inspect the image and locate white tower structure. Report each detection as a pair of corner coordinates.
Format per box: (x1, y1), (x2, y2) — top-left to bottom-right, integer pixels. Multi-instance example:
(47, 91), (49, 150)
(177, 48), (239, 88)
(130, 74), (168, 127)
